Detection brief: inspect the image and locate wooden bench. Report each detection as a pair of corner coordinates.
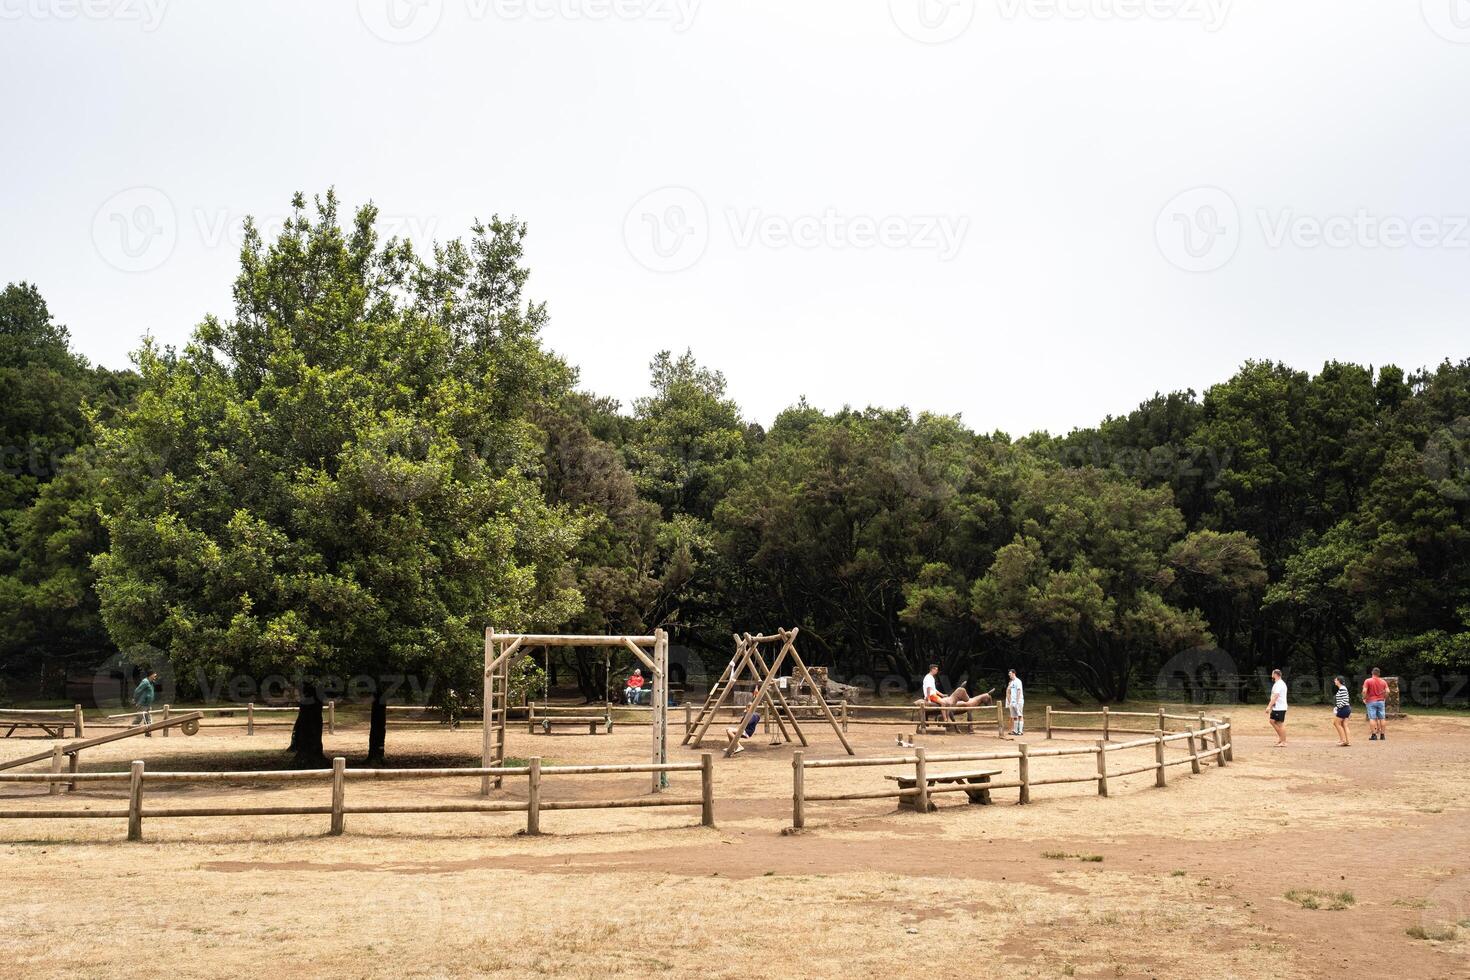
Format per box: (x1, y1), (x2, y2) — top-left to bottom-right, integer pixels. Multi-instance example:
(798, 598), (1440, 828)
(528, 708), (612, 735)
(885, 768), (1002, 811)
(1, 718), (71, 739)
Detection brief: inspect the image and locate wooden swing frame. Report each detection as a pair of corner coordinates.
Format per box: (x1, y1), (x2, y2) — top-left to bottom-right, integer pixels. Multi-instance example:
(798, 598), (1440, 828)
(483, 629), (669, 794)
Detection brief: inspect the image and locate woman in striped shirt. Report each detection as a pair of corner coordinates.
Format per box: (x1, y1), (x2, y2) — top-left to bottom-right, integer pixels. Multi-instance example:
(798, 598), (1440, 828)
(1331, 676), (1352, 747)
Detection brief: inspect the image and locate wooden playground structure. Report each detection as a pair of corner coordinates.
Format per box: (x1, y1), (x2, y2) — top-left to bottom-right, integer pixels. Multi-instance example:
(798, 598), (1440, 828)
(483, 628), (670, 793)
(683, 628), (854, 757)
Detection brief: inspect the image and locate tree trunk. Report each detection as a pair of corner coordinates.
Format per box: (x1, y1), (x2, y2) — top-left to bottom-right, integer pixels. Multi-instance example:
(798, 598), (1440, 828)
(367, 691), (387, 764)
(289, 686), (326, 767)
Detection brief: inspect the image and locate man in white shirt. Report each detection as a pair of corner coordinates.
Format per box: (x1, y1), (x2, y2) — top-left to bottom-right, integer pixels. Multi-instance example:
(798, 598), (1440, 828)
(1267, 668), (1289, 747)
(1006, 669), (1024, 736)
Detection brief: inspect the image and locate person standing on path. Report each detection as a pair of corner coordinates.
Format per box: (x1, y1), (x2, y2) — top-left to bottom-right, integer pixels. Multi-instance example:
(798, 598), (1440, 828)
(1362, 667), (1389, 741)
(1005, 669), (1024, 737)
(131, 669), (159, 733)
(1331, 675), (1351, 747)
(1267, 668), (1288, 747)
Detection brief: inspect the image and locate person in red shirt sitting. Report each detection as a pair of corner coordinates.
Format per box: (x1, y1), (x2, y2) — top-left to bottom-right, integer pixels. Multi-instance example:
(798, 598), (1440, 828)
(1362, 667), (1389, 741)
(624, 669), (646, 705)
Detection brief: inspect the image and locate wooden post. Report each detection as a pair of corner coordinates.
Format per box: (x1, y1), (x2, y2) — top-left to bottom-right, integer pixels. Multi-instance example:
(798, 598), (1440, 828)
(482, 628), (495, 797)
(330, 757), (346, 836)
(996, 703), (1005, 737)
(1157, 706), (1166, 733)
(914, 746), (929, 814)
(73, 704), (84, 738)
(1154, 730), (1167, 787)
(1018, 743), (1031, 804)
(685, 702), (692, 737)
(67, 752), (79, 793)
(1045, 704), (1053, 739)
(526, 757), (542, 835)
(1095, 740), (1108, 797)
(1223, 717), (1233, 762)
(247, 702), (255, 736)
(700, 752), (715, 827)
(792, 751), (805, 830)
(161, 703), (170, 738)
(328, 701), (337, 735)
(840, 700), (849, 733)
(127, 760), (144, 841)
(1188, 730), (1201, 774)
(1102, 705), (1110, 742)
(48, 745), (62, 796)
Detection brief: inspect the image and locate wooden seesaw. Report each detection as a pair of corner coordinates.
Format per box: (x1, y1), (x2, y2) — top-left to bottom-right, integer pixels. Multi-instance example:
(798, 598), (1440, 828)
(0, 711), (205, 795)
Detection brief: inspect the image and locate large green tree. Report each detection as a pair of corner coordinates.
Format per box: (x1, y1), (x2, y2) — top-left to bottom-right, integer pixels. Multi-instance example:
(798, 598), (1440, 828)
(92, 193), (582, 762)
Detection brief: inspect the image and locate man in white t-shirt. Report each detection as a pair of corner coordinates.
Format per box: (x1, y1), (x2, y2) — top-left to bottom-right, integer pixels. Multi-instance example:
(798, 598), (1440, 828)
(1267, 668), (1288, 747)
(1006, 669), (1024, 736)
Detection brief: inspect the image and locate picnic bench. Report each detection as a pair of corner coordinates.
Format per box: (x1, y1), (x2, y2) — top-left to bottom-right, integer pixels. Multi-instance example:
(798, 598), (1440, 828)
(0, 709), (82, 739)
(885, 768), (1002, 811)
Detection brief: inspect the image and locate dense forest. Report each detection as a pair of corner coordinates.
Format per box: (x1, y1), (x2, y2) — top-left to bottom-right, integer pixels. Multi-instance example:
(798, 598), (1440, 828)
(2, 194), (1466, 759)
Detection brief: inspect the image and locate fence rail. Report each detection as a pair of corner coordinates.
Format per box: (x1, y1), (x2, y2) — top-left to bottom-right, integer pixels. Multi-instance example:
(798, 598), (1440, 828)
(790, 713), (1232, 830)
(0, 753), (717, 841)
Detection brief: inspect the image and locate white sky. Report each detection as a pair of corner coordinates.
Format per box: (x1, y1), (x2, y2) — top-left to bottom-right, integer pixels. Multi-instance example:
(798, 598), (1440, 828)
(2, 0), (1468, 436)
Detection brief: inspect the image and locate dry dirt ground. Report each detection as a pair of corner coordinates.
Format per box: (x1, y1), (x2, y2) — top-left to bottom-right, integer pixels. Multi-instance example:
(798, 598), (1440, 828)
(2, 705), (1469, 980)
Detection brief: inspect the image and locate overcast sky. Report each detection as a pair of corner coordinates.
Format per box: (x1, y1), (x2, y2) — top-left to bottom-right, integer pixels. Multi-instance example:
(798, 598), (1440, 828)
(3, 0), (1468, 435)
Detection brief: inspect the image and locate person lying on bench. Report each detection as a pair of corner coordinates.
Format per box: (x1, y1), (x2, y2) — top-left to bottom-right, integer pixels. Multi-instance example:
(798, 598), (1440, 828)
(725, 710), (761, 755)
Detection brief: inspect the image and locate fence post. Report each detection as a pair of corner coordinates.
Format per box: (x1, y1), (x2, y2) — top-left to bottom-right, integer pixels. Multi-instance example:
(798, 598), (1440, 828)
(328, 701), (337, 735)
(1188, 730), (1201, 774)
(996, 703), (1005, 737)
(526, 757), (542, 836)
(1157, 706), (1166, 733)
(1095, 740), (1108, 797)
(247, 702), (255, 736)
(841, 700), (849, 733)
(1045, 705), (1053, 740)
(67, 752), (79, 792)
(700, 752), (715, 827)
(48, 745), (62, 797)
(1018, 743), (1031, 804)
(1223, 716), (1234, 762)
(162, 704), (170, 738)
(792, 751), (805, 830)
(684, 702), (692, 737)
(914, 746), (929, 814)
(73, 704), (84, 738)
(127, 760), (144, 841)
(1102, 705), (1110, 742)
(330, 757), (346, 836)
(1154, 730), (1167, 788)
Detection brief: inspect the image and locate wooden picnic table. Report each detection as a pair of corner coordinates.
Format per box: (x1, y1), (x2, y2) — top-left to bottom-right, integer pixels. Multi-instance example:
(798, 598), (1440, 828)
(885, 768), (1002, 811)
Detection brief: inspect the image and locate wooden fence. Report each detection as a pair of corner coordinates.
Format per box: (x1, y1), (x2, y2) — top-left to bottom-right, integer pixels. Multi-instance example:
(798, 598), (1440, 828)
(0, 706), (85, 738)
(0, 753), (716, 842)
(789, 715), (1233, 831)
(95, 702), (337, 736)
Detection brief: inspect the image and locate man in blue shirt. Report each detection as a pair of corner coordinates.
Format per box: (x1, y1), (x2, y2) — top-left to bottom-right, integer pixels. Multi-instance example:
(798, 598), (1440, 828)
(132, 670), (159, 733)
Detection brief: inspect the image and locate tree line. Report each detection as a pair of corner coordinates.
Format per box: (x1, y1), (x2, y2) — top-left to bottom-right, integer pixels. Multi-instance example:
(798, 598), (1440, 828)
(1, 192), (1465, 761)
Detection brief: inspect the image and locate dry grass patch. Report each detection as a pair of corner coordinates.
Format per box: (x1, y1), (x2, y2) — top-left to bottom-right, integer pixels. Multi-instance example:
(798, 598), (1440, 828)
(1284, 889), (1355, 911)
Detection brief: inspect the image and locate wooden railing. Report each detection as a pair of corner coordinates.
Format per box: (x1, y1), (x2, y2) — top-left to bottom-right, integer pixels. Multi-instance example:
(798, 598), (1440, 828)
(97, 702), (338, 736)
(789, 718), (1233, 831)
(0, 753), (716, 842)
(1044, 705), (1232, 740)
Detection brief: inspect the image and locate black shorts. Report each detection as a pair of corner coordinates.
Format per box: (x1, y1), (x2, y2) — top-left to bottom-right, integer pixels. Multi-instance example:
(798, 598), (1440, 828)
(1335, 706), (1351, 720)
(1269, 710), (1286, 723)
